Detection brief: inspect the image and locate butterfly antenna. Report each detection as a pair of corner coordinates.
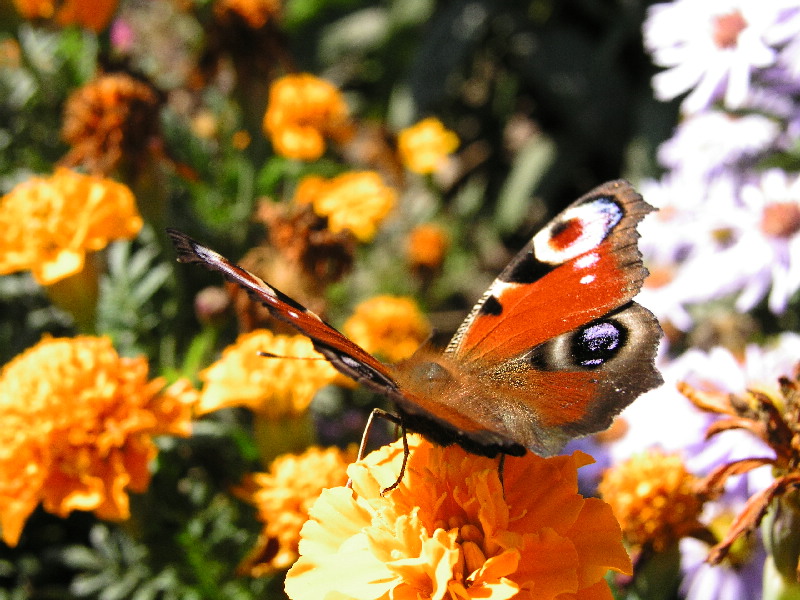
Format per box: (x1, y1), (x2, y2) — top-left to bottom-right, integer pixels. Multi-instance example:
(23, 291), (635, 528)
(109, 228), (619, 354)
(498, 453), (506, 496)
(347, 408), (407, 495)
(257, 351), (325, 360)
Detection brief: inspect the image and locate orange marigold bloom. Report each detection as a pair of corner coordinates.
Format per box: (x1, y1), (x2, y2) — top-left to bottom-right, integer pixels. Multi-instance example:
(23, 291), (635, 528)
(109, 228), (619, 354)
(285, 436), (632, 600)
(235, 445), (357, 575)
(343, 296), (431, 363)
(397, 117), (459, 174)
(263, 73), (353, 161)
(0, 336), (196, 547)
(407, 223), (450, 270)
(0, 168), (142, 285)
(198, 330), (338, 418)
(598, 449), (705, 553)
(294, 172), (396, 242)
(215, 0), (281, 29)
(62, 73), (161, 175)
(12, 0), (117, 31)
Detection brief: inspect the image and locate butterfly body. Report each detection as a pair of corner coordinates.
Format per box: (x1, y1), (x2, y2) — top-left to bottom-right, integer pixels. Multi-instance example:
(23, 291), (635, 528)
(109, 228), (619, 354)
(168, 179), (662, 460)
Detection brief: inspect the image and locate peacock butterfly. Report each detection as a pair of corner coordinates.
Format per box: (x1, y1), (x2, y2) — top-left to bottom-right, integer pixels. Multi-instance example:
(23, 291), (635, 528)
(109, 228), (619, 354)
(167, 179), (662, 463)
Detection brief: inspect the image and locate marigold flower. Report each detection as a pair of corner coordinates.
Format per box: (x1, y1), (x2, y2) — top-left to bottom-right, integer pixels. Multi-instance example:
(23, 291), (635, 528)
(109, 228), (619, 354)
(257, 200), (356, 283)
(343, 296), (430, 363)
(407, 223), (450, 270)
(12, 0), (117, 31)
(0, 336), (196, 547)
(62, 73), (161, 175)
(294, 172), (396, 242)
(599, 449), (705, 553)
(397, 117), (459, 174)
(286, 436), (632, 600)
(214, 0), (281, 29)
(0, 168), (142, 285)
(263, 73), (353, 160)
(198, 330), (338, 418)
(235, 445), (357, 575)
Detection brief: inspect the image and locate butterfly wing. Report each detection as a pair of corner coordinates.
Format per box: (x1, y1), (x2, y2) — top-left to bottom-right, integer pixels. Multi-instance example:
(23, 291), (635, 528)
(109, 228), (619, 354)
(394, 180), (662, 456)
(447, 180), (654, 360)
(166, 229), (400, 396)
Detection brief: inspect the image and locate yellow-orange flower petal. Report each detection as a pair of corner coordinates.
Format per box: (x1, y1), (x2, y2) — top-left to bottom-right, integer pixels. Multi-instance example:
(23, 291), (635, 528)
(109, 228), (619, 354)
(598, 449), (704, 553)
(285, 436), (631, 600)
(235, 445), (358, 575)
(198, 330), (338, 418)
(13, 0), (117, 31)
(294, 171), (396, 242)
(0, 336), (196, 546)
(397, 117), (459, 174)
(214, 0), (281, 29)
(342, 296), (430, 363)
(0, 168), (142, 285)
(263, 74), (353, 161)
(407, 223), (450, 270)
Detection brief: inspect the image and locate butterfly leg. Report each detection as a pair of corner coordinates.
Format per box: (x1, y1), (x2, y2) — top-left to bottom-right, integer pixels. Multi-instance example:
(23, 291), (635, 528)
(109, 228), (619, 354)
(498, 453), (506, 494)
(346, 407), (408, 494)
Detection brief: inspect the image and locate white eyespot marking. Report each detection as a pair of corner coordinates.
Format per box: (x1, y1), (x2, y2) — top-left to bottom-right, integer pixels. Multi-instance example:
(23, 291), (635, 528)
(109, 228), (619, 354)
(574, 252), (600, 270)
(580, 274), (596, 285)
(533, 196), (623, 264)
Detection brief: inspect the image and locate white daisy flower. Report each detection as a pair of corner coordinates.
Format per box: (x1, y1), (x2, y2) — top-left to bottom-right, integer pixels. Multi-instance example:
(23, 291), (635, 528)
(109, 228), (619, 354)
(657, 111), (781, 179)
(644, 0), (786, 113)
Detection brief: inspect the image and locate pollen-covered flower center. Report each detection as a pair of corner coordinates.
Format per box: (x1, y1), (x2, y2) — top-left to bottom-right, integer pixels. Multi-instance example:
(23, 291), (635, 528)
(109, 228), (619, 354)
(761, 202), (800, 239)
(712, 10), (747, 49)
(435, 517), (494, 582)
(599, 450), (703, 552)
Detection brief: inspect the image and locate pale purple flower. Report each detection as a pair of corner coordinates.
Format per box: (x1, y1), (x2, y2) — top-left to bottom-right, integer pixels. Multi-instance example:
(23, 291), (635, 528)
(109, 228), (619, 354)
(657, 111), (781, 179)
(640, 170), (800, 317)
(635, 174), (746, 327)
(680, 499), (765, 600)
(608, 335), (800, 486)
(644, 0), (786, 113)
(720, 169), (800, 313)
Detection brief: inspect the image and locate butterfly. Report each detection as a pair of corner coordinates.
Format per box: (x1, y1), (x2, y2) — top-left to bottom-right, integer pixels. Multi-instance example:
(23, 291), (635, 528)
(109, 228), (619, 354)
(167, 179), (662, 467)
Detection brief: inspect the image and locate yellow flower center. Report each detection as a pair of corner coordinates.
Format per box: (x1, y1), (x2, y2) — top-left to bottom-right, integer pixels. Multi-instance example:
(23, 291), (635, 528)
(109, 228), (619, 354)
(713, 10), (747, 49)
(599, 449), (703, 552)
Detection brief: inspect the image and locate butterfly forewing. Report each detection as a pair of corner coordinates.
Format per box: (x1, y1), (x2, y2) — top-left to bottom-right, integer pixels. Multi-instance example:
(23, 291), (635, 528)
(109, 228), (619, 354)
(446, 180), (652, 361)
(166, 229), (400, 396)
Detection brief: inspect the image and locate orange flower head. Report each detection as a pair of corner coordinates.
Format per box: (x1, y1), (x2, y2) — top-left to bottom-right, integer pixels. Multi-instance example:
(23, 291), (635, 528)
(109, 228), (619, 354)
(198, 330), (338, 418)
(13, 0), (117, 31)
(235, 445), (358, 575)
(0, 336), (196, 546)
(0, 168), (142, 285)
(398, 117), (459, 174)
(343, 296), (431, 363)
(62, 73), (161, 175)
(214, 0), (281, 29)
(598, 449), (704, 553)
(286, 436), (632, 600)
(263, 74), (353, 161)
(294, 171), (397, 242)
(407, 223), (450, 270)
(257, 200), (356, 283)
